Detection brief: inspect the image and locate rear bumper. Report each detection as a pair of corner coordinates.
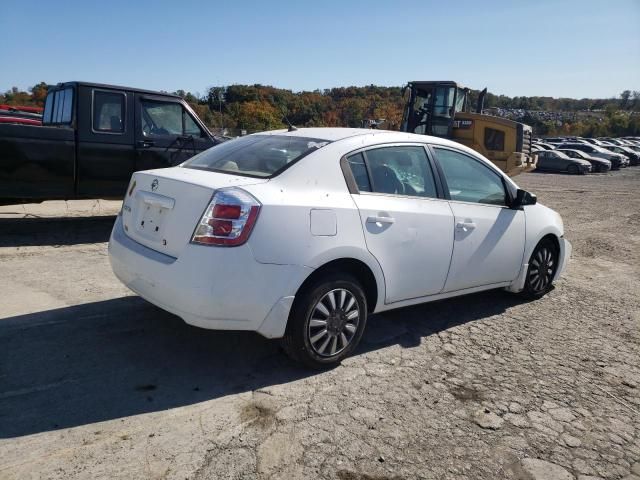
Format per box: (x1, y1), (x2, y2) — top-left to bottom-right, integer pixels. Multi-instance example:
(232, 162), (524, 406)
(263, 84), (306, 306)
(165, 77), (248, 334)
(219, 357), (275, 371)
(108, 216), (311, 338)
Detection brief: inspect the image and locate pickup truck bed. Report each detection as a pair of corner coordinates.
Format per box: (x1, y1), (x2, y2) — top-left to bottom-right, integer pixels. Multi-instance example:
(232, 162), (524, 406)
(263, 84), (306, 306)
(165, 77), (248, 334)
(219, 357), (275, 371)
(1, 124), (75, 202)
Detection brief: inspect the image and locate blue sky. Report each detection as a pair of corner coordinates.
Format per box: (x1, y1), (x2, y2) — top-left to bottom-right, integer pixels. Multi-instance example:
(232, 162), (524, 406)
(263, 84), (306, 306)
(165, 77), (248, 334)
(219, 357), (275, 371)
(1, 0), (638, 99)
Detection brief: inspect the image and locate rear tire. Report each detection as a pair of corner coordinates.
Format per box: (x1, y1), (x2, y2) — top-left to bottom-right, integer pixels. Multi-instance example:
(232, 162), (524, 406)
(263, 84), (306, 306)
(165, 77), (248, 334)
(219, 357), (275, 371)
(522, 239), (559, 299)
(281, 273), (368, 369)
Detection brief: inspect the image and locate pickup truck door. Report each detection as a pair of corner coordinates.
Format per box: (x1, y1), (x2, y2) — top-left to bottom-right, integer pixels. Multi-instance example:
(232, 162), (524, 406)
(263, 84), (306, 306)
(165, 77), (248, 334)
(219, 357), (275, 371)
(134, 95), (215, 171)
(76, 86), (137, 198)
(431, 146), (525, 293)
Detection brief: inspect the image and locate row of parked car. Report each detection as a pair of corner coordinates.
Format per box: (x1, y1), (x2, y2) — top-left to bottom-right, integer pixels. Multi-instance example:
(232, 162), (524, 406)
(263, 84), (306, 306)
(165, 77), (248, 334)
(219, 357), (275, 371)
(532, 136), (640, 174)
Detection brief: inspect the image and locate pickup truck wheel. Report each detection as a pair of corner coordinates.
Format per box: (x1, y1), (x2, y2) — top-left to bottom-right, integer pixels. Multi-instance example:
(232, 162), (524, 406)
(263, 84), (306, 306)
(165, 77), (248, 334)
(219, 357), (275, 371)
(522, 239), (559, 299)
(281, 274), (367, 369)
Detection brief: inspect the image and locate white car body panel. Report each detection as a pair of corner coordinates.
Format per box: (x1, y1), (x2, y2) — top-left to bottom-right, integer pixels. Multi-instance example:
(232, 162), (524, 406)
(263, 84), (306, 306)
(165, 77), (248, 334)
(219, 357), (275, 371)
(444, 202), (525, 292)
(352, 193), (454, 303)
(108, 128), (570, 339)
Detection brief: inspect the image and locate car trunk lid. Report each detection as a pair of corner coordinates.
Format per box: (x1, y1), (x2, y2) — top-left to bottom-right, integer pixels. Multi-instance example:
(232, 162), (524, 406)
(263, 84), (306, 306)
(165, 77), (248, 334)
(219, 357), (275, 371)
(121, 167), (268, 257)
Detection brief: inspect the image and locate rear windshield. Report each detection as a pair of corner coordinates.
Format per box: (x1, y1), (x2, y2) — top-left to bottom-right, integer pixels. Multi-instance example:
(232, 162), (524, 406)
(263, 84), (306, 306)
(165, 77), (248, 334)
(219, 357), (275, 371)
(182, 135), (331, 178)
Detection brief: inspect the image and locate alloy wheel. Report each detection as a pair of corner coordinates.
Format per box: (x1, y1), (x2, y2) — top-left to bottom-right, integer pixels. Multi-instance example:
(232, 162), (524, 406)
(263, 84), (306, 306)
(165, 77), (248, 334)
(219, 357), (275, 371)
(528, 246), (556, 292)
(307, 288), (360, 357)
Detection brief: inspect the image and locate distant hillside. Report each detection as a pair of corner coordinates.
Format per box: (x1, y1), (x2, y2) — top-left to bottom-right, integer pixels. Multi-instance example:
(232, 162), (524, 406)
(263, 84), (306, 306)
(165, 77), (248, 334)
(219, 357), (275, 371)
(3, 83), (639, 137)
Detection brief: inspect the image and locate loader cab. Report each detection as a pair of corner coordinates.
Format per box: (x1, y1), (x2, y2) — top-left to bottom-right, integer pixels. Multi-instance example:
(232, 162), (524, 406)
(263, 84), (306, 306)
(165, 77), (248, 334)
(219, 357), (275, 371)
(402, 81), (469, 138)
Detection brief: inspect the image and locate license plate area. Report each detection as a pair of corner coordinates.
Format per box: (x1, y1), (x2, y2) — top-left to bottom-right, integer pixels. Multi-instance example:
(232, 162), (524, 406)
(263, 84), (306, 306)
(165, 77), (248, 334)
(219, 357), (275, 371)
(134, 191), (175, 242)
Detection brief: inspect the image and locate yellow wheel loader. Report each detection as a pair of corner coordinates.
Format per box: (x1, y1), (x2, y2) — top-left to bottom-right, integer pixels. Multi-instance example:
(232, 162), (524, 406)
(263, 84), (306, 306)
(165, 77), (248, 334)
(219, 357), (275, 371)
(400, 81), (536, 176)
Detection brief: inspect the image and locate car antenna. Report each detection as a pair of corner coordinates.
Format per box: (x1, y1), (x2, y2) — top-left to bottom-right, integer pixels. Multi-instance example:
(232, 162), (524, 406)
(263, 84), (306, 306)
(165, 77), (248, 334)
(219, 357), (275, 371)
(281, 114), (297, 132)
(272, 97), (297, 131)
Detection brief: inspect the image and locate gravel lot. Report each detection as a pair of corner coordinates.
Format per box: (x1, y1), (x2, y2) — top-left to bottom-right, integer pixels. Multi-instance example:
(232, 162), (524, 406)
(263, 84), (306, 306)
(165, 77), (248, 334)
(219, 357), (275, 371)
(1, 169), (639, 480)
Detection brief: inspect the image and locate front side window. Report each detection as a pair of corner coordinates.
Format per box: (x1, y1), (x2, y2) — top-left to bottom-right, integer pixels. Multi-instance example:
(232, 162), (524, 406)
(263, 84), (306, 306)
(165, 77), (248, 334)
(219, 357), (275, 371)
(141, 100), (203, 137)
(484, 127), (505, 151)
(434, 148), (507, 206)
(184, 110), (203, 137)
(364, 146), (437, 198)
(93, 91), (125, 133)
(141, 101), (182, 136)
(183, 135), (330, 178)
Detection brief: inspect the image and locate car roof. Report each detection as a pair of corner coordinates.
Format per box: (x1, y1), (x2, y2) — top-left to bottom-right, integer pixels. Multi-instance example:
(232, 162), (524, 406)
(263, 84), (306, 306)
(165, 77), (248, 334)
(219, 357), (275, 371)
(557, 148), (583, 154)
(257, 127), (467, 149)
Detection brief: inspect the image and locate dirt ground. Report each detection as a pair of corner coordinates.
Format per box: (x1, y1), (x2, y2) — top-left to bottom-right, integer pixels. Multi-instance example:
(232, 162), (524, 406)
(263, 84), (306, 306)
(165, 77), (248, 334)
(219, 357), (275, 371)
(0, 169), (639, 480)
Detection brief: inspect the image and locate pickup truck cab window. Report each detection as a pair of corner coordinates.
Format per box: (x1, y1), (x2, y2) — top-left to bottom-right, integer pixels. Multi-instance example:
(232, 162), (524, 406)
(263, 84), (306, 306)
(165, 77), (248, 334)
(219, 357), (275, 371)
(434, 147), (507, 206)
(92, 90), (125, 133)
(141, 100), (203, 138)
(43, 87), (74, 125)
(42, 93), (54, 123)
(184, 110), (204, 137)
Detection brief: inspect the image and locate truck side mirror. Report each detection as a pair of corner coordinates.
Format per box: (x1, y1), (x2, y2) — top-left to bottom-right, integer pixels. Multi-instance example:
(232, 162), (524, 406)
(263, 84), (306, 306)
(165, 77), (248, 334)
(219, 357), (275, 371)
(512, 189), (537, 209)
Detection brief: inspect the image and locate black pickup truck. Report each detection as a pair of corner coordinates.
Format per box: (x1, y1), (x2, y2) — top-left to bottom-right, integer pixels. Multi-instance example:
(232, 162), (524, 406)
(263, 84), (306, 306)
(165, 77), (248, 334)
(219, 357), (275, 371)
(0, 81), (220, 206)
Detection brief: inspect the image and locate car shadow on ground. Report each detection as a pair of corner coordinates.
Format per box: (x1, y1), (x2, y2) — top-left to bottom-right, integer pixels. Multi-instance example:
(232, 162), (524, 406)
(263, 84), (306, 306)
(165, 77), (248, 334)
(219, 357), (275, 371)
(0, 216), (116, 247)
(0, 290), (530, 438)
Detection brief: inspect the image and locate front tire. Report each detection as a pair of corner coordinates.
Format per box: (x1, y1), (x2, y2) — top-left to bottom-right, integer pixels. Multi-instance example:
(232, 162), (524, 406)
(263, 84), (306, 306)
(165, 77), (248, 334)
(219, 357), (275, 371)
(567, 164), (579, 175)
(281, 273), (368, 369)
(522, 239), (559, 298)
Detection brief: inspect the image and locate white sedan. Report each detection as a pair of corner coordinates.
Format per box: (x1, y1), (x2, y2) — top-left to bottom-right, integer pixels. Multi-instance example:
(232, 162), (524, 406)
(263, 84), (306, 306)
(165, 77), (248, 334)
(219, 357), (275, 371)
(109, 128), (571, 368)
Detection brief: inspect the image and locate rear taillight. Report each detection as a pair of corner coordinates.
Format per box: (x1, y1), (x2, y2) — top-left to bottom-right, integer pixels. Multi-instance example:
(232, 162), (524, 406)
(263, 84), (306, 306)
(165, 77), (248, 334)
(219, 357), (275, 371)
(191, 188), (261, 247)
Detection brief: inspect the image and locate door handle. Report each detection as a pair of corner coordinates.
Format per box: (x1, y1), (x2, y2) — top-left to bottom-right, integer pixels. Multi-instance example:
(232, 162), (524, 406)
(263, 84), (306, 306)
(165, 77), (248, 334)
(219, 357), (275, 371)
(137, 140), (155, 148)
(456, 221), (476, 231)
(367, 215), (395, 224)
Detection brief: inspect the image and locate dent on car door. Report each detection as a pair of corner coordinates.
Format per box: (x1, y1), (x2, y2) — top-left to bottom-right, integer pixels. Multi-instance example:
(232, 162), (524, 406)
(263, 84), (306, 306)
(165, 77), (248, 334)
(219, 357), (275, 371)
(346, 145), (454, 304)
(432, 147), (525, 292)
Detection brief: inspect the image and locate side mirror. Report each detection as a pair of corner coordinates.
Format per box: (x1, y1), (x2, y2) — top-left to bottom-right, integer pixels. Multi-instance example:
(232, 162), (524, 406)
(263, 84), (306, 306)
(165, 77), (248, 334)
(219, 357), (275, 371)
(512, 189), (537, 209)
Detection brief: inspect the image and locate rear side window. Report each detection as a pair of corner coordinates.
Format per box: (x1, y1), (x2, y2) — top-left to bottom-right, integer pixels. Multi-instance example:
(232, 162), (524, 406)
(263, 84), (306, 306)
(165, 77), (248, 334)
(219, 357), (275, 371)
(44, 87), (74, 124)
(363, 146), (437, 198)
(434, 147), (507, 206)
(346, 153), (371, 192)
(93, 91), (125, 133)
(42, 93), (53, 123)
(183, 135), (330, 178)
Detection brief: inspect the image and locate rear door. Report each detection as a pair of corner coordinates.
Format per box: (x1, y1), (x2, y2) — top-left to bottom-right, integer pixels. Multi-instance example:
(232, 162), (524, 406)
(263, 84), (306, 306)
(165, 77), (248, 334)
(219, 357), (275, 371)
(76, 86), (137, 197)
(346, 145), (454, 304)
(431, 146), (525, 292)
(134, 95), (214, 171)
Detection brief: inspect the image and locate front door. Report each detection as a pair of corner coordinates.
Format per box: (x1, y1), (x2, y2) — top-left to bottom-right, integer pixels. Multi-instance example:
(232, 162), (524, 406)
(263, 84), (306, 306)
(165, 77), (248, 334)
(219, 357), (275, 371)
(134, 95), (214, 171)
(346, 145), (454, 304)
(431, 146), (525, 292)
